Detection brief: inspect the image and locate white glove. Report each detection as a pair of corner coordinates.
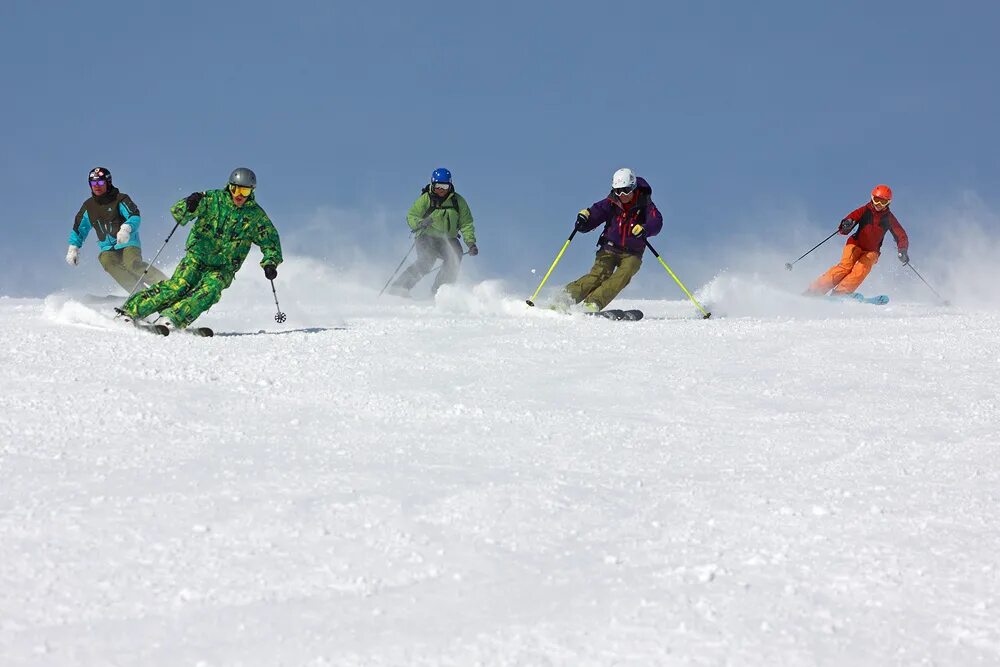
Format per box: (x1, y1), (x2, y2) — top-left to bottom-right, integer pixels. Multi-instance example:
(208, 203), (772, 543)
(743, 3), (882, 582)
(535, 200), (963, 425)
(116, 223), (132, 245)
(66, 245), (79, 266)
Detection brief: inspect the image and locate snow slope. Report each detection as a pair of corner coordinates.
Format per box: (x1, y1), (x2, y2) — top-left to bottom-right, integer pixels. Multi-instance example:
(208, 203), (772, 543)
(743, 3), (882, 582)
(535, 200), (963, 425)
(1, 271), (999, 666)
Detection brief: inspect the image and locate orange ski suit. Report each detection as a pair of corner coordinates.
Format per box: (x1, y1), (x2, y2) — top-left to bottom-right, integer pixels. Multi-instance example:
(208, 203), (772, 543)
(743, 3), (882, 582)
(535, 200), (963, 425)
(808, 201), (908, 295)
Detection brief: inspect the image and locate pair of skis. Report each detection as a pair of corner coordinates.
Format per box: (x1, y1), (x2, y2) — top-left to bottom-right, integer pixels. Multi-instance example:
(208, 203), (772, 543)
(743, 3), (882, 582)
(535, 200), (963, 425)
(115, 308), (213, 337)
(128, 321), (214, 337)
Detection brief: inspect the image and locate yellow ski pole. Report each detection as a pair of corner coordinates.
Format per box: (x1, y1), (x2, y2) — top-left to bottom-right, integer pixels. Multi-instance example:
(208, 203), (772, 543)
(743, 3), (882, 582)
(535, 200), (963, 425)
(526, 229), (578, 306)
(644, 239), (712, 319)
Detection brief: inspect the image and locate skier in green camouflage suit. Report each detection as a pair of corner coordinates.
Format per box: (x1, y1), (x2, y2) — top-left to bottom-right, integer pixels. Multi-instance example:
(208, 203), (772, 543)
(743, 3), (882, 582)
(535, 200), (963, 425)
(122, 168), (282, 328)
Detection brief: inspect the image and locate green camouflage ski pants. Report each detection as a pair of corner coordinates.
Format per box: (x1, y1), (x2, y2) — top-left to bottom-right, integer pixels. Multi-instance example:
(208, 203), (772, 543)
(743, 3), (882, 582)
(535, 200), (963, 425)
(99, 246), (168, 292)
(123, 255), (234, 327)
(565, 248), (642, 310)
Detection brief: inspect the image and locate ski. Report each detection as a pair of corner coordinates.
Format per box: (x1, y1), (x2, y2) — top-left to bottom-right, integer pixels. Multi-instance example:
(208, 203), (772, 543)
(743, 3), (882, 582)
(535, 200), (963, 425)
(585, 309), (644, 321)
(114, 308), (170, 336)
(542, 304), (644, 321)
(587, 309), (624, 320)
(131, 321), (170, 336)
(180, 327), (214, 337)
(826, 293), (889, 306)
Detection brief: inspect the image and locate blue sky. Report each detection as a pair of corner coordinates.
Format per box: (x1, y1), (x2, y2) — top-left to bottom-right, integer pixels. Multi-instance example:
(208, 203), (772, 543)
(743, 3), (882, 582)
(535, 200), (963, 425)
(2, 0), (999, 296)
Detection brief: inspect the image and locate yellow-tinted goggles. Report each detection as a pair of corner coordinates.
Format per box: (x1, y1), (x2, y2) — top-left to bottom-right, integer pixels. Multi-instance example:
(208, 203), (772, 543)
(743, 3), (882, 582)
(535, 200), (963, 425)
(872, 196), (890, 207)
(229, 184), (253, 197)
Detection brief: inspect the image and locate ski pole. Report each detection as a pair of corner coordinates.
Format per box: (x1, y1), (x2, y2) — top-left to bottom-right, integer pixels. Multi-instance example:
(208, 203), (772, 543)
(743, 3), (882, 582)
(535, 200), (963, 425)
(526, 229), (577, 306)
(644, 239), (712, 319)
(378, 239), (417, 298)
(784, 230), (839, 271)
(270, 279), (287, 323)
(116, 220), (181, 318)
(377, 219), (437, 298)
(907, 263), (950, 306)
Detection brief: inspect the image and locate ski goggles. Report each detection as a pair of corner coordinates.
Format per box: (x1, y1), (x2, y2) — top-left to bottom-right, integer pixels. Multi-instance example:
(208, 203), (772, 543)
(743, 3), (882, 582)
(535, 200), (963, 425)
(431, 182), (451, 190)
(872, 196), (891, 207)
(89, 179), (107, 187)
(228, 184), (254, 197)
(613, 185), (636, 196)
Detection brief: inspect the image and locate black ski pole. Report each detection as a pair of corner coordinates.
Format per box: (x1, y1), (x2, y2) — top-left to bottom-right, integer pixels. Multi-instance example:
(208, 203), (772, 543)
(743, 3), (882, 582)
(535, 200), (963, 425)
(270, 279), (287, 323)
(116, 220), (181, 318)
(907, 263), (950, 306)
(785, 230), (839, 271)
(378, 239), (417, 297)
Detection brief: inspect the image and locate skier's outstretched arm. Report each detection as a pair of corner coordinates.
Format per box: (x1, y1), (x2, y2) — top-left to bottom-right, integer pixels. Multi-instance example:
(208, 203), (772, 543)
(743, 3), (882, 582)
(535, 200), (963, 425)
(889, 213), (909, 251)
(170, 192), (206, 225)
(457, 196), (475, 245)
(406, 195), (430, 232)
(643, 201), (664, 238)
(253, 213), (283, 269)
(578, 199), (611, 232)
(118, 196), (141, 233)
(69, 205), (91, 247)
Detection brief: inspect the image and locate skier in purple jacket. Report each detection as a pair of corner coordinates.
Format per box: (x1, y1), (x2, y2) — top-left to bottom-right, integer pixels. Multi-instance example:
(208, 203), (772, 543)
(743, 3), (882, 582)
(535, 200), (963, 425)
(563, 168), (663, 311)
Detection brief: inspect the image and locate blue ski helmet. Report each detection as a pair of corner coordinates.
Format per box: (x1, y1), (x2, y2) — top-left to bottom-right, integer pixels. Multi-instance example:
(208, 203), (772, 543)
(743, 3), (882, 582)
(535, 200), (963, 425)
(431, 167), (452, 184)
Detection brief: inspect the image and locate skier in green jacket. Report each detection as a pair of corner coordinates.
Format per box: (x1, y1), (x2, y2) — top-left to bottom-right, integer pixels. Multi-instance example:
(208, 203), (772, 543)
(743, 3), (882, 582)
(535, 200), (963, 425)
(389, 167), (477, 296)
(120, 168), (282, 329)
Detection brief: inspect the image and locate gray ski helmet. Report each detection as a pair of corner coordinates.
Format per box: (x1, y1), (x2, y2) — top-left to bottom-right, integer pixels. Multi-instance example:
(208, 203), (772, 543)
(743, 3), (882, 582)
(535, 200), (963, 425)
(228, 167), (257, 188)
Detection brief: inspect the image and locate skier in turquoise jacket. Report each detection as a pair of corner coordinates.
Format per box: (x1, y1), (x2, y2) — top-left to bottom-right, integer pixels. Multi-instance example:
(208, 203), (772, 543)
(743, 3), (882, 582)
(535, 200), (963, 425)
(66, 167), (167, 291)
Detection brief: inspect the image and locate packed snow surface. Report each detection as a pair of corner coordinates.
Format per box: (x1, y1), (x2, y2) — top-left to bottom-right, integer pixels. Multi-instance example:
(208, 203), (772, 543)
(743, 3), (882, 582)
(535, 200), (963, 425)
(2, 270), (998, 665)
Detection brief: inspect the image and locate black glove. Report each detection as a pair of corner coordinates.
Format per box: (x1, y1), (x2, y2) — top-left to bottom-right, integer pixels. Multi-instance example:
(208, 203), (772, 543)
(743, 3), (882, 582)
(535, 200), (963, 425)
(185, 192), (205, 213)
(574, 210), (590, 232)
(467, 243), (479, 256)
(263, 265), (277, 280)
(897, 249), (909, 265)
(839, 219), (855, 234)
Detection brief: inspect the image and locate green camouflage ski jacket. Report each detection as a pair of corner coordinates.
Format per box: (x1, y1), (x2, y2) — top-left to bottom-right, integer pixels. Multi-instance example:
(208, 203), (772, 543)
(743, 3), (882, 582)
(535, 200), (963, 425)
(170, 187), (283, 271)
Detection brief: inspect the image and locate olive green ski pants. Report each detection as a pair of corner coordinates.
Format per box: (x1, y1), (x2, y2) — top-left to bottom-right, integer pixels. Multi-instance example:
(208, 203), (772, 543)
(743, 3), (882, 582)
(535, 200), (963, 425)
(99, 246), (168, 292)
(564, 248), (642, 310)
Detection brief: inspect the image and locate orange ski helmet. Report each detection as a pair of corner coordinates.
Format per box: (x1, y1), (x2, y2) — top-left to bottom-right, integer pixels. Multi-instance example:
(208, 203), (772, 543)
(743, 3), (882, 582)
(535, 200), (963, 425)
(871, 184), (893, 201)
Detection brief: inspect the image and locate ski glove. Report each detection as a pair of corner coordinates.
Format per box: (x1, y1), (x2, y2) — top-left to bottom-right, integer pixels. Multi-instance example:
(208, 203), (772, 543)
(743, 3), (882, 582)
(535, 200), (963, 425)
(116, 223), (132, 245)
(839, 219), (855, 234)
(413, 218), (434, 235)
(65, 245), (79, 266)
(467, 243), (479, 256)
(185, 192), (205, 213)
(897, 249), (909, 265)
(631, 224), (646, 238)
(263, 265), (278, 280)
(574, 210), (590, 232)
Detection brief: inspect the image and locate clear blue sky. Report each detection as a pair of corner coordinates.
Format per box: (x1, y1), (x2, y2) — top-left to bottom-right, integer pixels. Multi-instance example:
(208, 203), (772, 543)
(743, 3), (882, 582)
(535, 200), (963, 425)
(2, 0), (998, 296)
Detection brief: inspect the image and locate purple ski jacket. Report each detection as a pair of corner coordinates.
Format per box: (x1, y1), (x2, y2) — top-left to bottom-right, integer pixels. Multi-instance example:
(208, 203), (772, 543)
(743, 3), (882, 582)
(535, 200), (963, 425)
(577, 177), (663, 255)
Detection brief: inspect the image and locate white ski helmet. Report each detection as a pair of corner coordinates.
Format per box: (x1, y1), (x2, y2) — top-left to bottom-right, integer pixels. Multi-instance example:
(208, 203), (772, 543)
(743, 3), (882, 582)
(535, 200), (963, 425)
(611, 168), (637, 192)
